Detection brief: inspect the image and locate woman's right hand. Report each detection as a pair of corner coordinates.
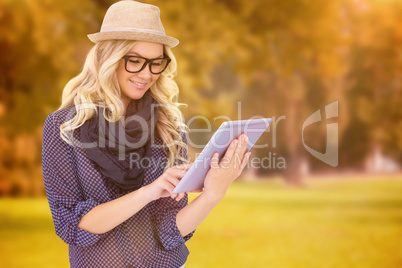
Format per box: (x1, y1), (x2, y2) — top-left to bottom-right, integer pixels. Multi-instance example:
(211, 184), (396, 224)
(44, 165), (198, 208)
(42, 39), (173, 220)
(143, 163), (192, 202)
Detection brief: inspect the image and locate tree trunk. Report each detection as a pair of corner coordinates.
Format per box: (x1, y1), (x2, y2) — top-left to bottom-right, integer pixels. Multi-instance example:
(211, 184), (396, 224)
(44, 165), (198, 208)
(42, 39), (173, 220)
(284, 153), (306, 186)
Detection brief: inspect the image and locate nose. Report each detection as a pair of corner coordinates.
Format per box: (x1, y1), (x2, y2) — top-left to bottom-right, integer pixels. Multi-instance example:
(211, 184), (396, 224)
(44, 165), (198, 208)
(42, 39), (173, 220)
(137, 63), (152, 79)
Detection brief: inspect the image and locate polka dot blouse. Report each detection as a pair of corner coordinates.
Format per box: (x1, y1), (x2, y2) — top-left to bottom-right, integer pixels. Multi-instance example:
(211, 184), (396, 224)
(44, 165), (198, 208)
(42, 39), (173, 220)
(42, 107), (194, 268)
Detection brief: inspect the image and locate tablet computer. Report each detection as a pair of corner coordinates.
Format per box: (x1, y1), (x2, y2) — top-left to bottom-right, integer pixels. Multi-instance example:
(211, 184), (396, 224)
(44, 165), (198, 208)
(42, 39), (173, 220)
(172, 118), (272, 194)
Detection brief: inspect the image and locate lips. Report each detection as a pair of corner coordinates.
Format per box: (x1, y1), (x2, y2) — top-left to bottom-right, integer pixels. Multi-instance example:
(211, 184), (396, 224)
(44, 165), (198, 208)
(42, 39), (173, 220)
(129, 79), (147, 89)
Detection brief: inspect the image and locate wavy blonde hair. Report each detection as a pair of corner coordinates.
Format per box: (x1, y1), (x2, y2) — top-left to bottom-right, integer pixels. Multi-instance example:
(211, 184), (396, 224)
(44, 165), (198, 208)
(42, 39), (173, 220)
(59, 40), (188, 168)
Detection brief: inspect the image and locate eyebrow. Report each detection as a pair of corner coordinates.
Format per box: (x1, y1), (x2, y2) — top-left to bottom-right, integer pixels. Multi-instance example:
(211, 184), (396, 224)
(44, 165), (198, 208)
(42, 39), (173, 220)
(126, 51), (164, 58)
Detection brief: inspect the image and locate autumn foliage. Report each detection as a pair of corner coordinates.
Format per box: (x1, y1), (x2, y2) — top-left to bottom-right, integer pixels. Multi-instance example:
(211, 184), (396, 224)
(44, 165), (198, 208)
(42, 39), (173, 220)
(0, 0), (401, 196)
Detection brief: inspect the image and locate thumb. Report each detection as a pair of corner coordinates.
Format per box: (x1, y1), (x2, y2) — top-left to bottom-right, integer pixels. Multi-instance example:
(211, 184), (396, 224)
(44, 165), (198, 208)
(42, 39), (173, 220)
(210, 152), (219, 169)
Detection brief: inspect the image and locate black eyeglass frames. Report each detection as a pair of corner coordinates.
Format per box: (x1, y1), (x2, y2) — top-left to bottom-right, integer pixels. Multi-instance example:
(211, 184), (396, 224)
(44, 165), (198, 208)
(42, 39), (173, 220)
(122, 55), (171, 75)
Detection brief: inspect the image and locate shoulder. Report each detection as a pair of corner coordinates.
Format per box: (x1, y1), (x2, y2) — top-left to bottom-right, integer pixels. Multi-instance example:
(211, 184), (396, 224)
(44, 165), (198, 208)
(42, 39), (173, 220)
(180, 130), (188, 143)
(43, 107), (77, 143)
(45, 106), (77, 127)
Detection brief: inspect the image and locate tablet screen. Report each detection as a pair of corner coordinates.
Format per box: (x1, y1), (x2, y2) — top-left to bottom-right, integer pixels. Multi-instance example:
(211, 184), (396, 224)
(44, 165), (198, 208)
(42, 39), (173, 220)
(172, 118), (272, 193)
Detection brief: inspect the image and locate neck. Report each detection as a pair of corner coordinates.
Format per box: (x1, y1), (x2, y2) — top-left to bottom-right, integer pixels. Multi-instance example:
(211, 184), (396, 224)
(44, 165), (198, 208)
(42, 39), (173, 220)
(121, 95), (131, 117)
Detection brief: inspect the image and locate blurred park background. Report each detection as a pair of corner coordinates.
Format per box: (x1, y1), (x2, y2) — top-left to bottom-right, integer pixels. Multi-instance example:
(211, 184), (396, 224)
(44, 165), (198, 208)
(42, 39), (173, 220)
(0, 0), (401, 267)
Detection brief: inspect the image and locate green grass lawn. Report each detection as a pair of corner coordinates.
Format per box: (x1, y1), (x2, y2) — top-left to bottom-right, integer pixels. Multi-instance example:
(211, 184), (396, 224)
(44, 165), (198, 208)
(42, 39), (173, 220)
(1, 176), (402, 268)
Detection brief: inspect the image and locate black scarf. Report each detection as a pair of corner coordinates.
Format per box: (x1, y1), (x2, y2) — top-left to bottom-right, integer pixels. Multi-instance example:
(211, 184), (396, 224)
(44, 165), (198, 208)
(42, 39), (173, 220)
(80, 92), (158, 190)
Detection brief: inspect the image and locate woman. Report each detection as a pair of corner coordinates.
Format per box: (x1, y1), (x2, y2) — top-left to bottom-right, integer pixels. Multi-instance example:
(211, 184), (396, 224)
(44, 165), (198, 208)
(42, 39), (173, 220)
(42, 1), (250, 267)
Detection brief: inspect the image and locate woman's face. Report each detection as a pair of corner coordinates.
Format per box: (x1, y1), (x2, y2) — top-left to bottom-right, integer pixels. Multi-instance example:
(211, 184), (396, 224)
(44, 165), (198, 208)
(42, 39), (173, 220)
(117, 41), (164, 107)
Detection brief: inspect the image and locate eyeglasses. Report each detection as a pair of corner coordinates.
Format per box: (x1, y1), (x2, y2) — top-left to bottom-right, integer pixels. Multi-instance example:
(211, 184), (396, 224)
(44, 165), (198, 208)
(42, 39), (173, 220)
(122, 55), (171, 75)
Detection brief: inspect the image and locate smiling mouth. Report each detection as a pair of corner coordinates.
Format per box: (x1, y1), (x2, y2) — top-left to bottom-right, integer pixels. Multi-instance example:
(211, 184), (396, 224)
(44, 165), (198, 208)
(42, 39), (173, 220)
(129, 80), (147, 87)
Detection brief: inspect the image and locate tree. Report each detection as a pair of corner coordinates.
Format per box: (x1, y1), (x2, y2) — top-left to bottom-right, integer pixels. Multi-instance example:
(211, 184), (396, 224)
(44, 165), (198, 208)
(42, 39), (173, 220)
(341, 0), (402, 168)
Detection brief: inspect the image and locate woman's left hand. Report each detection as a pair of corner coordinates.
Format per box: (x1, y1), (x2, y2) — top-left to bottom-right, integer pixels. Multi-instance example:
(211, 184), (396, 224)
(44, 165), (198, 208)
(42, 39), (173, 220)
(176, 135), (250, 237)
(201, 134), (251, 202)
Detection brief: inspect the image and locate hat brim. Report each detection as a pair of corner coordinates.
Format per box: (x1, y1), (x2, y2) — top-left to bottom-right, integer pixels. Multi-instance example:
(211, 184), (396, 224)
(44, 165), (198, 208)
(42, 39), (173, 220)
(87, 31), (179, 48)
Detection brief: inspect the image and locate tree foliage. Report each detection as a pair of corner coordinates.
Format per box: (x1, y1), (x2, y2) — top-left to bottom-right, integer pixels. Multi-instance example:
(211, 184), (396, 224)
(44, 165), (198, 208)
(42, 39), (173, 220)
(0, 0), (401, 195)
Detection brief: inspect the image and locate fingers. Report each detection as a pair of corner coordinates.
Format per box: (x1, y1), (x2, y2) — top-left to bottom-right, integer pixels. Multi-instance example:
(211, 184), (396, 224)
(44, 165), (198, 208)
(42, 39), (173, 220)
(221, 139), (238, 165)
(162, 169), (192, 201)
(170, 163), (193, 172)
(164, 173), (180, 188)
(174, 192), (186, 201)
(241, 151), (252, 170)
(235, 134), (248, 160)
(165, 163), (192, 179)
(155, 172), (180, 199)
(220, 134), (248, 169)
(189, 188), (203, 193)
(160, 178), (175, 194)
(151, 164), (193, 201)
(174, 162), (193, 171)
(172, 189), (189, 201)
(211, 152), (219, 169)
(233, 134), (248, 170)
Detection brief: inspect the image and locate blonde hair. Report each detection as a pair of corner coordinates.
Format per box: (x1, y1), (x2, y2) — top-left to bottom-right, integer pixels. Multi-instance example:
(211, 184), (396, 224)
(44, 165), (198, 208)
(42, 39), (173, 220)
(59, 40), (187, 168)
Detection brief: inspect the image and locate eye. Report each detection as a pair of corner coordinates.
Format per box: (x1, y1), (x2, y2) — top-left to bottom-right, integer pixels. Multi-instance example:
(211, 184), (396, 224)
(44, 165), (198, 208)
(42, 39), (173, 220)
(128, 59), (141, 64)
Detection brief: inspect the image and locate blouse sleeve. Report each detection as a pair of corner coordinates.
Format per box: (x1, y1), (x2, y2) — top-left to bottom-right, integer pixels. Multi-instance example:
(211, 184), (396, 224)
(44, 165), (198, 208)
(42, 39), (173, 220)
(151, 132), (195, 251)
(42, 113), (105, 247)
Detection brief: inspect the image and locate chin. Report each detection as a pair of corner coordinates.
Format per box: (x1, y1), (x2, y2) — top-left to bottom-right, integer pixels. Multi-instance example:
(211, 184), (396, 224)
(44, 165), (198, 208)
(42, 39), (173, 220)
(131, 92), (146, 100)
(127, 89), (149, 100)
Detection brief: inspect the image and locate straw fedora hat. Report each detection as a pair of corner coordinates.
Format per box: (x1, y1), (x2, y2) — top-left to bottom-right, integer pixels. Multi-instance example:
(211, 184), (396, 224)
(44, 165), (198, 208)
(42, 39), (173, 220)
(88, 0), (179, 48)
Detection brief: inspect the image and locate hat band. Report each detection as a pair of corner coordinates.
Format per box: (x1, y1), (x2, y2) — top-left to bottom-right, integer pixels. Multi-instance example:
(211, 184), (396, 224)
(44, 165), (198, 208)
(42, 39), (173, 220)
(100, 27), (166, 36)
